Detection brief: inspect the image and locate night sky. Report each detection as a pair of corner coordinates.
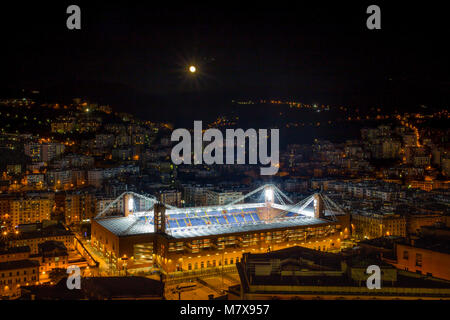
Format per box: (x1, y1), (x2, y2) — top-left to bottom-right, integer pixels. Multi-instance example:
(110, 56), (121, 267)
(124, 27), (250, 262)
(1, 2), (449, 113)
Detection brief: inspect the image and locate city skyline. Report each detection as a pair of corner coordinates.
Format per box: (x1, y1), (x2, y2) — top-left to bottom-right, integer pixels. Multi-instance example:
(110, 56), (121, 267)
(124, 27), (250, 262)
(0, 1), (449, 308)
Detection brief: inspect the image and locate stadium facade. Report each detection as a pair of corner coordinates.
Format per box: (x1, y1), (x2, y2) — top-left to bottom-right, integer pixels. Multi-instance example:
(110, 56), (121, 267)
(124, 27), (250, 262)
(91, 185), (350, 273)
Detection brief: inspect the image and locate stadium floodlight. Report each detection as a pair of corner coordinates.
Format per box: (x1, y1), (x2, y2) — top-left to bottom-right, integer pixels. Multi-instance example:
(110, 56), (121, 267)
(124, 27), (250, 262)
(265, 187), (274, 203)
(128, 196), (134, 213)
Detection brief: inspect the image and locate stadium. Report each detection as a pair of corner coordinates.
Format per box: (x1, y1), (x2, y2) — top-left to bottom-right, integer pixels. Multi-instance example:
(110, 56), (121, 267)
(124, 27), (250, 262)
(91, 185), (350, 273)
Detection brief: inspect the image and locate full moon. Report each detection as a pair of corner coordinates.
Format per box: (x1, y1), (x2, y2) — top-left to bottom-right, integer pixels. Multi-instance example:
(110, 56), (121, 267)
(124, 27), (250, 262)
(189, 66), (196, 73)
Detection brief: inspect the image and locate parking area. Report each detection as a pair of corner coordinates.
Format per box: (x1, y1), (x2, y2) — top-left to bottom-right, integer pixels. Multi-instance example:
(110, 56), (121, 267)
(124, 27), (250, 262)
(164, 274), (240, 300)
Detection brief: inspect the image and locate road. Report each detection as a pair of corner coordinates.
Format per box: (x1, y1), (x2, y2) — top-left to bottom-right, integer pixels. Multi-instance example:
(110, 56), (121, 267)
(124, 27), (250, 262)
(80, 240), (116, 276)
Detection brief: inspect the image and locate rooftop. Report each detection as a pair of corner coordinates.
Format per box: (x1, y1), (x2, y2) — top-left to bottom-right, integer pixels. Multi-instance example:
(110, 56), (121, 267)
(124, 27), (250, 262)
(359, 236), (403, 250)
(22, 276), (164, 300)
(0, 259), (39, 271)
(82, 276), (164, 299)
(399, 237), (450, 255)
(238, 246), (450, 291)
(1, 224), (73, 245)
(0, 245), (30, 256)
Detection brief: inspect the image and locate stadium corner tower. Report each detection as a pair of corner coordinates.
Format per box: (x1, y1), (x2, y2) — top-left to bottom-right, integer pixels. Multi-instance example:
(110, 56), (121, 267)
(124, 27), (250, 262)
(91, 185), (350, 273)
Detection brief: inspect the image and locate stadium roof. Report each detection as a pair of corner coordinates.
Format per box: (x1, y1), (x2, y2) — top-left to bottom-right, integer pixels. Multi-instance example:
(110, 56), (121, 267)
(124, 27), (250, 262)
(95, 203), (331, 238)
(93, 186), (346, 239)
(168, 215), (328, 239)
(95, 215), (154, 237)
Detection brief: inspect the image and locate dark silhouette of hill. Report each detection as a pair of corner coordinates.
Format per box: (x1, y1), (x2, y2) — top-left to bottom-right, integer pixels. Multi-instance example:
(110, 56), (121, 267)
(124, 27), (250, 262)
(6, 78), (448, 128)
